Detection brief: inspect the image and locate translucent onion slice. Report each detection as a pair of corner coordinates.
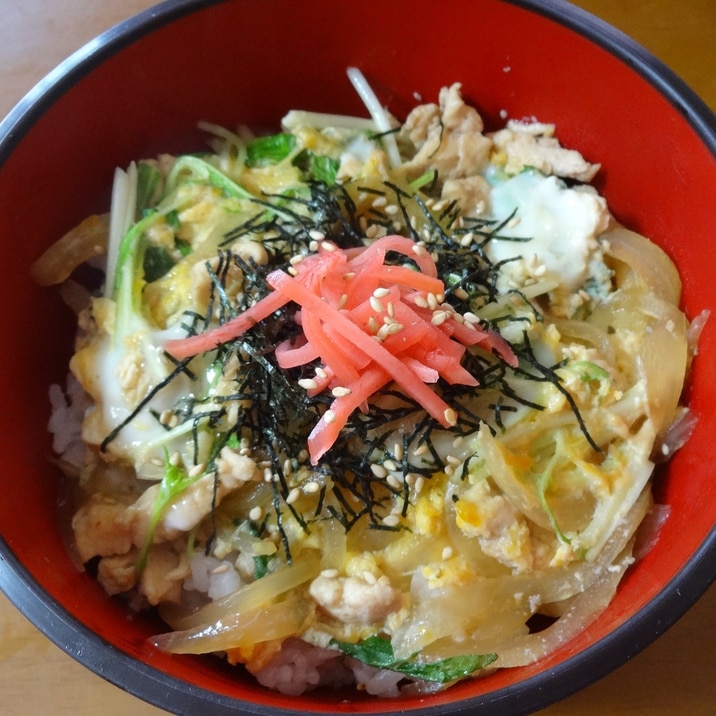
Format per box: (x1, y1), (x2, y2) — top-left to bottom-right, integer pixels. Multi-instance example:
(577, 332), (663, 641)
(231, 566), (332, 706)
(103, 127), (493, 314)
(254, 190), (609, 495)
(552, 318), (616, 366)
(30, 213), (110, 286)
(160, 551), (321, 632)
(390, 488), (648, 660)
(603, 225), (682, 305)
(637, 293), (689, 439)
(151, 593), (310, 654)
(493, 489), (650, 668)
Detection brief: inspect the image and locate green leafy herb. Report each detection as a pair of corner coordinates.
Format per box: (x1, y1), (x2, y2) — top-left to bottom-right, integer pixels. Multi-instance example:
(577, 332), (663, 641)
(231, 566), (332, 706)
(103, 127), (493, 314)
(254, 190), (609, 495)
(136, 160), (162, 214)
(574, 360), (610, 383)
(143, 245), (176, 282)
(245, 132), (297, 167)
(166, 209), (182, 231)
(165, 155), (253, 199)
(330, 635), (497, 684)
(292, 149), (339, 185)
(136, 448), (201, 573)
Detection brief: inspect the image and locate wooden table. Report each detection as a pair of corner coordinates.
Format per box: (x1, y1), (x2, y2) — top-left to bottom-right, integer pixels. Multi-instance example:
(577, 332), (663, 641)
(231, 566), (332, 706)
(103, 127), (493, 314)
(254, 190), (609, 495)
(1, 1), (715, 714)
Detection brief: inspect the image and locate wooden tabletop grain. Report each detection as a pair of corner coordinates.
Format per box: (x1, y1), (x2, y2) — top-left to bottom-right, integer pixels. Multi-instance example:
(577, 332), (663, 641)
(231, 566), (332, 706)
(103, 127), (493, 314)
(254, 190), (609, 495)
(1, 1), (715, 714)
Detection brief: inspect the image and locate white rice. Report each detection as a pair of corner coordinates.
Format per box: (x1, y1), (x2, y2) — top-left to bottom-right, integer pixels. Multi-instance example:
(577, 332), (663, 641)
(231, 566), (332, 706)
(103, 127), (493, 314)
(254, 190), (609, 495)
(48, 374), (90, 470)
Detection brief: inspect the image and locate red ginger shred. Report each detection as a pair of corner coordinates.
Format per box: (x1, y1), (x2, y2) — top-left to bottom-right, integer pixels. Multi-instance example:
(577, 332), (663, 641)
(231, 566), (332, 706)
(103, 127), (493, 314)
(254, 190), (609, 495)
(164, 235), (517, 464)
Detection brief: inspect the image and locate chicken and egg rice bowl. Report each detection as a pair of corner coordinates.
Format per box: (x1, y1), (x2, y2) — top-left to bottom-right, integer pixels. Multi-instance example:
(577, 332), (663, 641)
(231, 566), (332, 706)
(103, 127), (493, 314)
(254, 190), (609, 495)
(33, 72), (703, 697)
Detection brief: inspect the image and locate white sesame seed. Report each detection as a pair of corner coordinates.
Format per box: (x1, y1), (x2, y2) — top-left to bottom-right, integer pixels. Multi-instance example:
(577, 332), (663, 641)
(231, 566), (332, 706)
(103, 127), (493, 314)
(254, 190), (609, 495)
(413, 444), (429, 457)
(372, 195), (387, 208)
(369, 296), (384, 313)
(283, 458), (293, 476)
(444, 408), (458, 426)
(289, 254), (304, 266)
(169, 451), (182, 467)
(303, 480), (321, 494)
(338, 294), (348, 309)
(263, 467), (273, 482)
(385, 204), (400, 216)
(249, 506), (263, 521)
(362, 570), (377, 585)
(315, 367), (328, 380)
(373, 287), (391, 298)
(323, 410), (337, 424)
(212, 563), (230, 575)
(383, 459), (398, 472)
(452, 436), (464, 448)
(411, 243), (427, 257)
(444, 464), (455, 477)
(320, 568), (339, 579)
(414, 476), (425, 494)
(446, 455), (462, 466)
(370, 463), (388, 478)
(386, 301), (395, 318)
(309, 229), (325, 241)
(188, 463), (205, 478)
(393, 442), (404, 461)
(321, 241), (337, 252)
(507, 216), (521, 229)
(367, 316), (380, 334)
(427, 292), (440, 310)
(460, 232), (474, 247)
(383, 514), (400, 527)
(298, 378), (318, 391)
(414, 295), (429, 309)
(287, 266), (298, 276)
(463, 312), (481, 324)
(297, 449), (309, 463)
(286, 487), (301, 504)
(386, 474), (402, 490)
(431, 310), (449, 326)
(331, 386), (352, 398)
(441, 546), (454, 561)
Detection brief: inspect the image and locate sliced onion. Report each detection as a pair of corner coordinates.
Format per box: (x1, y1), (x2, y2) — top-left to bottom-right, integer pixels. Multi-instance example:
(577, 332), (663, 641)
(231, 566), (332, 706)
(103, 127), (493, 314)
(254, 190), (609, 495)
(602, 225), (681, 305)
(160, 551), (320, 631)
(637, 294), (689, 439)
(151, 593), (310, 654)
(30, 213), (110, 286)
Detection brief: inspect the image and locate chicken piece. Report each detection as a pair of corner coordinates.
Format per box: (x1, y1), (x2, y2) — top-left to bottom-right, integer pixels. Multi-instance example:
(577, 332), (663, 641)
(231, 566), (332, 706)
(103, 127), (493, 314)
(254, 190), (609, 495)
(139, 542), (190, 605)
(97, 551), (138, 596)
(128, 450), (260, 545)
(490, 120), (600, 182)
(309, 572), (402, 626)
(441, 175), (491, 217)
(400, 83), (492, 182)
(71, 493), (134, 562)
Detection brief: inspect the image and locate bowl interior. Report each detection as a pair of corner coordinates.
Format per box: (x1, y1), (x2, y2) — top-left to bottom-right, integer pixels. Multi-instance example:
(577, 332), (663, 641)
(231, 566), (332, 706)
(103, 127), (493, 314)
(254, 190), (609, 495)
(1, 0), (715, 713)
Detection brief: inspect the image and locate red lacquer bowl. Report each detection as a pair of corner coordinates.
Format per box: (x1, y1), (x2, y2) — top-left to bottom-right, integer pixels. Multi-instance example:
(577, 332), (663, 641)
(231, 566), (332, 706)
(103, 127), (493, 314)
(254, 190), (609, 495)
(0, 1), (714, 714)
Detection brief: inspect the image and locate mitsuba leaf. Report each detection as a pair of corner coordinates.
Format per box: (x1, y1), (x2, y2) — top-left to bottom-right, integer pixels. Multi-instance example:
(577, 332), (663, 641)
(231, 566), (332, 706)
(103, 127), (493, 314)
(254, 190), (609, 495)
(143, 245), (176, 282)
(330, 635), (497, 684)
(245, 133), (297, 167)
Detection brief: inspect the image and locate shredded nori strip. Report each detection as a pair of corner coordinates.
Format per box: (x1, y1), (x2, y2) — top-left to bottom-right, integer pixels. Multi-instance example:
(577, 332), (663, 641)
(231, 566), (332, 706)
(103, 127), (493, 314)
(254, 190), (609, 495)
(102, 177), (598, 550)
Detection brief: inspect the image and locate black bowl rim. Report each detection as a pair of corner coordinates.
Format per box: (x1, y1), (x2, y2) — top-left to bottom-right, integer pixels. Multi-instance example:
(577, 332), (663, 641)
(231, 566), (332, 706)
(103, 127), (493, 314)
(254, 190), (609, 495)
(1, 0), (715, 714)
